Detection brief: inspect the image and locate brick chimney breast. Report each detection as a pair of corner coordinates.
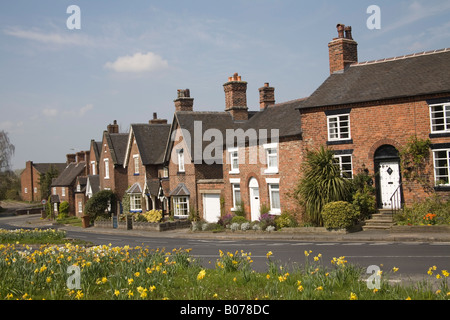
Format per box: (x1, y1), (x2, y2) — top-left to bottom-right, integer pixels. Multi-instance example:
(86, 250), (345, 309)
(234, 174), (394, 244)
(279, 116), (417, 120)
(174, 89), (194, 112)
(149, 112), (168, 125)
(259, 82), (275, 110)
(66, 154), (76, 165)
(328, 24), (358, 74)
(223, 73), (248, 121)
(107, 120), (119, 134)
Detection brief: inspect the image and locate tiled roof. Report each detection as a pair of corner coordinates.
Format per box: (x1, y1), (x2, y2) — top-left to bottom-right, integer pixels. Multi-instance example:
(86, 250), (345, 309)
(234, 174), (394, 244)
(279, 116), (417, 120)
(300, 48), (450, 109)
(105, 133), (128, 165)
(130, 123), (171, 165)
(51, 162), (86, 187)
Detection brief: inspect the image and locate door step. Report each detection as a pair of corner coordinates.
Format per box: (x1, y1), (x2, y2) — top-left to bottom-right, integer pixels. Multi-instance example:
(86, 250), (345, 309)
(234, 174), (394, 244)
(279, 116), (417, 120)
(362, 209), (395, 230)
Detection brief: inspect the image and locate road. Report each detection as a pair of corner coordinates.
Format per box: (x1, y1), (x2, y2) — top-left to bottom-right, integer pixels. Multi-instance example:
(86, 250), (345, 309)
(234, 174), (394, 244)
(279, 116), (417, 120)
(64, 229), (450, 281)
(1, 213), (449, 284)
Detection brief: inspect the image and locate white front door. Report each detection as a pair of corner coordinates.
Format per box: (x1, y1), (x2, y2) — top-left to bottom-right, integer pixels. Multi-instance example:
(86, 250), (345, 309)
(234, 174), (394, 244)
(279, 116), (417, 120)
(379, 161), (401, 209)
(249, 178), (260, 221)
(203, 194), (221, 223)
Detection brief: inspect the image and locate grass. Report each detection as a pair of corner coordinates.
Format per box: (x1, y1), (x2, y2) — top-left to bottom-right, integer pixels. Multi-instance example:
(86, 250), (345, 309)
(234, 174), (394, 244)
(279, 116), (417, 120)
(0, 233), (448, 301)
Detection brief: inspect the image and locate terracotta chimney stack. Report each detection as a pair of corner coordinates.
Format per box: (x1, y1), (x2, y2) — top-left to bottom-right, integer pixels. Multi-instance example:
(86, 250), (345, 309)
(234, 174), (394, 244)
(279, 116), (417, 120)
(223, 73), (248, 121)
(107, 120), (119, 134)
(259, 82), (275, 110)
(149, 112), (168, 125)
(328, 24), (358, 74)
(174, 89), (194, 112)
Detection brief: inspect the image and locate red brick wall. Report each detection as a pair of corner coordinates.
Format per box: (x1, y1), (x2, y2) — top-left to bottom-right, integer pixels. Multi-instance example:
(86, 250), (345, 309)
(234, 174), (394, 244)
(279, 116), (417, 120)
(300, 95), (450, 206)
(222, 136), (303, 220)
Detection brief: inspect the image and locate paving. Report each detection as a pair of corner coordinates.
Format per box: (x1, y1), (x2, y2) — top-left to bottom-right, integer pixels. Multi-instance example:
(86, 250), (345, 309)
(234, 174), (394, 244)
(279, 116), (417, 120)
(2, 213), (450, 243)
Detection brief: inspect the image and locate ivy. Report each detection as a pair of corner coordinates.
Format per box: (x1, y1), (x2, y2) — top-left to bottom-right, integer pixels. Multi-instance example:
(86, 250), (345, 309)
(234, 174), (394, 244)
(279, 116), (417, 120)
(399, 136), (431, 186)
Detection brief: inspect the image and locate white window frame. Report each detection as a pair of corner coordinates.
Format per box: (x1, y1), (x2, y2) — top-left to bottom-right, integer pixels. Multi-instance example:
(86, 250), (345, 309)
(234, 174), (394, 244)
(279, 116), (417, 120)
(334, 154), (353, 179)
(104, 158), (110, 179)
(266, 178), (281, 215)
(34, 187), (37, 194)
(177, 149), (185, 173)
(54, 203), (58, 213)
(228, 148), (239, 174)
(264, 143), (279, 174)
(430, 103), (450, 133)
(268, 183), (281, 215)
(133, 155), (140, 175)
(90, 161), (96, 175)
(52, 187), (56, 195)
(327, 113), (351, 141)
(173, 196), (189, 218)
(433, 149), (450, 186)
(130, 194), (142, 212)
(77, 184), (81, 192)
(163, 167), (169, 178)
(230, 178), (242, 211)
(24, 188), (28, 194)
(78, 201), (83, 214)
(62, 187), (66, 197)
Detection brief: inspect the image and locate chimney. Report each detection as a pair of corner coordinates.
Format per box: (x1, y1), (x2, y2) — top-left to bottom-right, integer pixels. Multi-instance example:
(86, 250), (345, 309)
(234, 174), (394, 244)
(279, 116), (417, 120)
(76, 151), (86, 163)
(107, 120), (119, 134)
(66, 154), (76, 165)
(223, 73), (248, 121)
(174, 89), (194, 112)
(328, 24), (358, 74)
(149, 112), (168, 125)
(259, 83), (275, 110)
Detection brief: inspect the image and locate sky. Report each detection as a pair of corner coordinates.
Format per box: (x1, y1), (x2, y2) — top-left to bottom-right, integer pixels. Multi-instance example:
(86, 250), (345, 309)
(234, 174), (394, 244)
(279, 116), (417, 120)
(1, 0), (450, 171)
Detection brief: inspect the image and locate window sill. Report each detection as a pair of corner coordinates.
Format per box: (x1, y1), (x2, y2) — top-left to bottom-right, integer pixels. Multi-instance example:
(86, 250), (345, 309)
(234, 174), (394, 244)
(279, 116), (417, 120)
(264, 169), (279, 174)
(229, 170), (240, 175)
(269, 209), (281, 215)
(434, 185), (450, 192)
(429, 132), (450, 138)
(327, 139), (353, 146)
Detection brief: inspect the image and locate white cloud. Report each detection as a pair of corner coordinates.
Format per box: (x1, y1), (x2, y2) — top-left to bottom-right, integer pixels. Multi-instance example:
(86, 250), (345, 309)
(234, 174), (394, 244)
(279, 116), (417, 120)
(3, 27), (95, 46)
(104, 52), (168, 73)
(79, 104), (94, 116)
(42, 108), (58, 117)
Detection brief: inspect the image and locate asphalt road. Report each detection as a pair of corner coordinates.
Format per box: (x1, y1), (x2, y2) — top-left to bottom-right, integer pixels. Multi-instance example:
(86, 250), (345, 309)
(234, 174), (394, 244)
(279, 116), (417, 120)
(1, 213), (449, 284)
(63, 229), (450, 283)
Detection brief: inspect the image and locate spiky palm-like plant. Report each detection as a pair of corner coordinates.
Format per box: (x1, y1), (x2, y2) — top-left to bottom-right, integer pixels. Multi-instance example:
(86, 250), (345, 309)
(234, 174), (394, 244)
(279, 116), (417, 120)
(294, 146), (352, 226)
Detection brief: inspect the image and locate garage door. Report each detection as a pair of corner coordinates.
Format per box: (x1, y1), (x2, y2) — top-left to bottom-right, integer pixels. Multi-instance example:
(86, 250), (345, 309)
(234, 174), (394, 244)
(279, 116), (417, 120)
(203, 194), (221, 223)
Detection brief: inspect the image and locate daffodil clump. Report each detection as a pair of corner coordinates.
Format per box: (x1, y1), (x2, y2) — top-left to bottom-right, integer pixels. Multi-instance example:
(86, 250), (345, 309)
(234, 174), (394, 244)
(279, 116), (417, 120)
(0, 239), (448, 300)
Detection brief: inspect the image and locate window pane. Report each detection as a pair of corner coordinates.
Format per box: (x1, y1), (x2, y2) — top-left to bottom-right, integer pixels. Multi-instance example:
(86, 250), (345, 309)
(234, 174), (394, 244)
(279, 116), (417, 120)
(270, 185), (280, 210)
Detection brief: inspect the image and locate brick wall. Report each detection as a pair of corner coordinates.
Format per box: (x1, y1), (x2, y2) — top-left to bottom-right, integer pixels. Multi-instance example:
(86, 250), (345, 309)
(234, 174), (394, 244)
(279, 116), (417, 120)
(299, 94), (450, 206)
(222, 136), (303, 220)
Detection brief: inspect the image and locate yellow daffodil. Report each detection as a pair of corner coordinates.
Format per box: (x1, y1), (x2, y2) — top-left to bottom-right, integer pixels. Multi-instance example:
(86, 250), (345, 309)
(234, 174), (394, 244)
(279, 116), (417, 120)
(114, 290), (120, 297)
(266, 251), (273, 259)
(197, 269), (206, 280)
(392, 267), (399, 273)
(350, 292), (358, 300)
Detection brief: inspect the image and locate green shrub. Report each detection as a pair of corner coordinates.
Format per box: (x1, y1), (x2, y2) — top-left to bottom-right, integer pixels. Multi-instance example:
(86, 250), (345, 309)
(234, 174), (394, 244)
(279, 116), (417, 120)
(275, 212), (299, 229)
(293, 146), (352, 226)
(59, 201), (70, 218)
(321, 201), (360, 230)
(352, 185), (376, 220)
(233, 201), (246, 217)
(231, 215), (248, 225)
(394, 195), (450, 225)
(84, 190), (117, 220)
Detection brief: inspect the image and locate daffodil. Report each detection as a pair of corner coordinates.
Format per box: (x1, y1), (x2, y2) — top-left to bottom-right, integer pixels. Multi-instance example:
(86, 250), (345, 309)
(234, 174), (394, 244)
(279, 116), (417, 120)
(392, 267), (399, 273)
(197, 269), (206, 280)
(350, 292), (358, 300)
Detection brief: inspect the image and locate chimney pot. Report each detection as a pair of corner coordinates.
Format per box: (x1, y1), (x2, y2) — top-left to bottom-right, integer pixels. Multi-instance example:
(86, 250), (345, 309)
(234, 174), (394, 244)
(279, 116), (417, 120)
(224, 73), (248, 120)
(337, 24), (345, 38)
(329, 24), (358, 74)
(259, 83), (275, 110)
(174, 89), (194, 112)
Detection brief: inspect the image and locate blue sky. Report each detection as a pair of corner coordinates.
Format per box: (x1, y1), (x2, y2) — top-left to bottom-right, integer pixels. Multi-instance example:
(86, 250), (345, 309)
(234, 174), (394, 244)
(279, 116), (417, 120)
(1, 0), (450, 170)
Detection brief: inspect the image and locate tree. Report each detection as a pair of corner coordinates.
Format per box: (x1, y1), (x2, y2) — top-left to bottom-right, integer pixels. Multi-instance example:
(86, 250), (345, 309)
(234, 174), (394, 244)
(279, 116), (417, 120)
(38, 165), (60, 200)
(293, 146), (352, 226)
(84, 190), (117, 220)
(0, 130), (15, 172)
(0, 131), (16, 200)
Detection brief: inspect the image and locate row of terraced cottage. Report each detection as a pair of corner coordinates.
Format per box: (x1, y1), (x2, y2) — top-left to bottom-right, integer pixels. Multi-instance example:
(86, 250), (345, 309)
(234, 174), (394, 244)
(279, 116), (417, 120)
(21, 24), (450, 225)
